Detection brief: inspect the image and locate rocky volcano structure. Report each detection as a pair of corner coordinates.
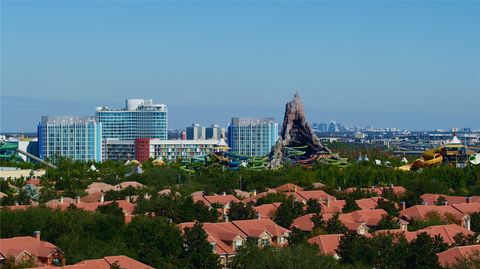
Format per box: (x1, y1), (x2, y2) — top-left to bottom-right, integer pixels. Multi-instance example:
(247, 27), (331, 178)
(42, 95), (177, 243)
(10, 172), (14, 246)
(268, 93), (335, 169)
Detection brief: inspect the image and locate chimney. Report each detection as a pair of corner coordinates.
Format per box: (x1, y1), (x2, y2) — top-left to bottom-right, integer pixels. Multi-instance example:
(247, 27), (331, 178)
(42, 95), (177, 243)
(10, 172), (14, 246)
(252, 190), (257, 197)
(399, 220), (408, 232)
(337, 186), (341, 191)
(294, 186), (297, 192)
(75, 196), (80, 204)
(327, 198), (331, 208)
(33, 230), (41, 240)
(14, 202), (19, 206)
(222, 191), (226, 196)
(222, 206), (227, 215)
(390, 183), (394, 188)
(223, 214), (229, 222)
(125, 196), (131, 203)
(100, 194), (105, 203)
(60, 196), (64, 204)
(466, 197), (472, 204)
(465, 217), (471, 231)
(256, 213), (261, 219)
(443, 201), (448, 206)
(144, 193), (149, 199)
(400, 201), (406, 211)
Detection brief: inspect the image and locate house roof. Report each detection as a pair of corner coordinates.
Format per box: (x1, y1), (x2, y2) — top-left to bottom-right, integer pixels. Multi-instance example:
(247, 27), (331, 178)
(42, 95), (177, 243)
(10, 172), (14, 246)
(437, 245), (480, 268)
(115, 181), (145, 190)
(26, 255), (154, 269)
(291, 213), (316, 231)
(307, 234), (344, 256)
(400, 205), (466, 222)
(232, 219), (290, 238)
(321, 200), (346, 214)
(196, 195), (240, 206)
(0, 236), (61, 260)
(420, 194), (469, 205)
(254, 203), (281, 219)
(451, 202), (480, 215)
(85, 182), (115, 194)
(374, 224), (475, 245)
(344, 186), (406, 196)
(295, 190), (335, 202)
(25, 179), (41, 187)
(274, 183), (304, 192)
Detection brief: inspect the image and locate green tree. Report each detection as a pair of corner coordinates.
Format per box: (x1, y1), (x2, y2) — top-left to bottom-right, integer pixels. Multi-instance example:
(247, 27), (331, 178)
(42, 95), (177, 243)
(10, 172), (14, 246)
(342, 196), (360, 213)
(124, 216), (183, 268)
(227, 201), (257, 221)
(96, 202), (124, 218)
(404, 232), (448, 269)
(273, 197), (304, 228)
(305, 199), (321, 214)
(376, 198), (399, 217)
(325, 213), (348, 234)
(470, 212), (480, 233)
(181, 222), (220, 269)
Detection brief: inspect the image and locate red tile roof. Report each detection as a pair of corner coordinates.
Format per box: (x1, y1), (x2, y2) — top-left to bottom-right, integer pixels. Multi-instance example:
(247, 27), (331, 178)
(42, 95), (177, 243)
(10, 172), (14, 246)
(308, 234), (343, 256)
(0, 236), (61, 262)
(451, 202), (480, 215)
(26, 255), (154, 269)
(232, 219), (290, 238)
(254, 203), (281, 219)
(295, 190), (335, 202)
(274, 183), (304, 192)
(437, 245), (480, 268)
(374, 224), (475, 245)
(400, 205), (466, 223)
(420, 194), (469, 205)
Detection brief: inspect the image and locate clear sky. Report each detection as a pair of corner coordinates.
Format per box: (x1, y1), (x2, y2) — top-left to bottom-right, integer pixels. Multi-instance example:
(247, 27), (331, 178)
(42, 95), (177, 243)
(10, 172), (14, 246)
(1, 1), (479, 132)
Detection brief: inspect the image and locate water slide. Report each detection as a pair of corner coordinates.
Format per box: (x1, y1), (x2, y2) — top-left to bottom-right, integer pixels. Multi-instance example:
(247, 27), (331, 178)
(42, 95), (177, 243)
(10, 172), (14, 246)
(398, 147), (443, 171)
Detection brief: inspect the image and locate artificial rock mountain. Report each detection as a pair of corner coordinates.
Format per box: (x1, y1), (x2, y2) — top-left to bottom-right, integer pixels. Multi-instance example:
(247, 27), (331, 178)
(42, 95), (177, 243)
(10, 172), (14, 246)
(268, 93), (335, 169)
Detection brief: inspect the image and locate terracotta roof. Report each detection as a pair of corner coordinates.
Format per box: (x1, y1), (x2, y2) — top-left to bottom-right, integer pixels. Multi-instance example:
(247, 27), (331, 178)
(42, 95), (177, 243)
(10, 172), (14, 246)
(195, 195), (240, 207)
(437, 245), (480, 268)
(232, 219), (290, 238)
(25, 179), (41, 187)
(420, 194), (469, 205)
(26, 255), (154, 269)
(291, 213), (316, 231)
(85, 182), (115, 194)
(400, 205), (466, 223)
(308, 234), (343, 256)
(45, 197), (76, 208)
(374, 224), (475, 245)
(311, 182), (326, 189)
(451, 202), (480, 215)
(295, 190), (335, 202)
(232, 189), (251, 199)
(242, 189), (276, 204)
(115, 181), (145, 190)
(356, 197), (388, 210)
(254, 203), (281, 219)
(0, 236), (61, 261)
(0, 204), (33, 211)
(344, 186), (406, 196)
(321, 200), (346, 214)
(274, 183), (304, 192)
(80, 192), (104, 203)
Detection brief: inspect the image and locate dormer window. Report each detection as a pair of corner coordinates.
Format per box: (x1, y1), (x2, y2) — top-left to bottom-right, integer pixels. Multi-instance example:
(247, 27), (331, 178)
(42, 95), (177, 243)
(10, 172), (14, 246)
(234, 239), (243, 249)
(210, 242), (216, 252)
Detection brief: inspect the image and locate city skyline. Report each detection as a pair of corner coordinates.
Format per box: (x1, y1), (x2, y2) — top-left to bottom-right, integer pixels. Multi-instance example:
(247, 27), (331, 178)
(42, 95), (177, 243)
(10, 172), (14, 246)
(2, 1), (479, 131)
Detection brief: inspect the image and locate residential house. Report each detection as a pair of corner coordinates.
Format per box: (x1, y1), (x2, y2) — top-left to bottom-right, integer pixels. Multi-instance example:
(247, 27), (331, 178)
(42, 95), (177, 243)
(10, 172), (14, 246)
(437, 245), (480, 268)
(0, 233), (64, 267)
(400, 205), (471, 230)
(307, 234), (344, 259)
(26, 255), (153, 269)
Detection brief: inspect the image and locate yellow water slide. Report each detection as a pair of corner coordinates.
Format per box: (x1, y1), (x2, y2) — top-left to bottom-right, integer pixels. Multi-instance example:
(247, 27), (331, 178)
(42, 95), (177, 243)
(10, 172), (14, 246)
(411, 147), (443, 169)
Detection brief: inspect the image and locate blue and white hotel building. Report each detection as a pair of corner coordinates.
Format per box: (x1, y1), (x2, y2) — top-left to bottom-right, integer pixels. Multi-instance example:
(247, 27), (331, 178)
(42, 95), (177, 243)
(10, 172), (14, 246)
(38, 116), (102, 162)
(228, 117), (278, 157)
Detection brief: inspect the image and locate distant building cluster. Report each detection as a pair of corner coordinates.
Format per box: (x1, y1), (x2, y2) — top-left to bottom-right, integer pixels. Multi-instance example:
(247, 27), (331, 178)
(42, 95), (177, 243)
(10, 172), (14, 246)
(27, 99), (280, 163)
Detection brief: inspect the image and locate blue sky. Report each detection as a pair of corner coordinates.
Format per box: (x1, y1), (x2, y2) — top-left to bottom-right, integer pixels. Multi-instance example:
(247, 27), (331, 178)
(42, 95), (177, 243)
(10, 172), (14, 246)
(1, 1), (479, 132)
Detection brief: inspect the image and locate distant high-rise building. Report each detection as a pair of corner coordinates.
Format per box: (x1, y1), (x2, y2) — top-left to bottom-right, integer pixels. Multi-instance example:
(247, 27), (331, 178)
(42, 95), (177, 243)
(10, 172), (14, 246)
(228, 117), (278, 157)
(206, 124), (225, 140)
(96, 99), (167, 140)
(186, 123), (206, 140)
(38, 116), (102, 162)
(328, 121), (338, 132)
(319, 123), (328, 132)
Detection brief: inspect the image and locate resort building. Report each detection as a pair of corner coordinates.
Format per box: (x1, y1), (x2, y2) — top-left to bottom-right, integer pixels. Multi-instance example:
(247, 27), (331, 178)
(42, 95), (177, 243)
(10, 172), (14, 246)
(96, 99), (167, 140)
(227, 117), (278, 157)
(38, 116), (102, 162)
(103, 138), (220, 162)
